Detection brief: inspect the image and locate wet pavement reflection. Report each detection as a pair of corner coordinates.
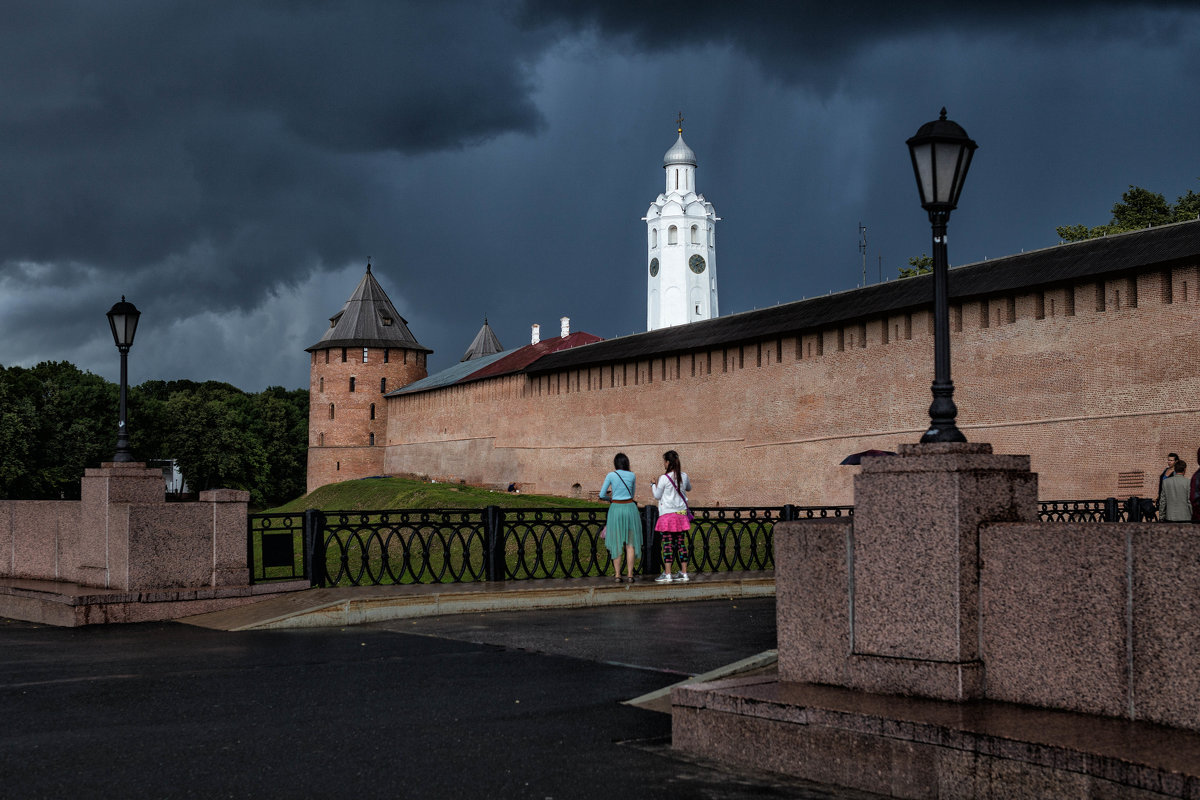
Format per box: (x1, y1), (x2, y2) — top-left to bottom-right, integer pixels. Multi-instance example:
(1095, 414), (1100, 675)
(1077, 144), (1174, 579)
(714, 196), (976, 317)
(1, 599), (888, 799)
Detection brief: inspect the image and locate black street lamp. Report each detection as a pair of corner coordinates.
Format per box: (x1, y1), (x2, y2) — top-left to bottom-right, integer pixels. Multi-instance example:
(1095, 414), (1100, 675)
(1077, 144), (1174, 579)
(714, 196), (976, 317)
(906, 108), (978, 444)
(106, 296), (141, 462)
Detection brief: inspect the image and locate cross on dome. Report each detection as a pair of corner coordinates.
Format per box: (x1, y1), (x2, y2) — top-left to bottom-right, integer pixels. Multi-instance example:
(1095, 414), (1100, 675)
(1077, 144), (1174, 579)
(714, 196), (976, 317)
(662, 115), (697, 168)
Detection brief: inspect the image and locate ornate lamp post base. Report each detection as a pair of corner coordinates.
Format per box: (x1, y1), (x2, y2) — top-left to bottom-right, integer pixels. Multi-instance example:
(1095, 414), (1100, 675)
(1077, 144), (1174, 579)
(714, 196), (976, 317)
(921, 379), (966, 443)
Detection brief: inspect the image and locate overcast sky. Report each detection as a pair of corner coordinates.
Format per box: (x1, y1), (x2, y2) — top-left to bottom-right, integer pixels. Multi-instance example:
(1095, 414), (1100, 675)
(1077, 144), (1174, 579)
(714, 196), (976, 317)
(2, 1), (1197, 391)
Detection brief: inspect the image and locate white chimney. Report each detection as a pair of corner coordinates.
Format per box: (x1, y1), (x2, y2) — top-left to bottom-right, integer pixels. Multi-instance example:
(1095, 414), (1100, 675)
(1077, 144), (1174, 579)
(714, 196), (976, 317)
(560, 316), (570, 338)
(531, 323), (540, 344)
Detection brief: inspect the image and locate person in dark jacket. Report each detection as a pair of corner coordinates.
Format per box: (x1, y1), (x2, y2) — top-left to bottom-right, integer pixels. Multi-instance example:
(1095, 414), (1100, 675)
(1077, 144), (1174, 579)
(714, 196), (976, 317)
(1158, 452), (1179, 504)
(1191, 448), (1200, 522)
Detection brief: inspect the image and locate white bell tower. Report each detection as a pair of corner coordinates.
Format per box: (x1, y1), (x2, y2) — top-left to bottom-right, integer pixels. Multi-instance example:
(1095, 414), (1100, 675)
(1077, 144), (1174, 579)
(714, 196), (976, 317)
(645, 115), (719, 331)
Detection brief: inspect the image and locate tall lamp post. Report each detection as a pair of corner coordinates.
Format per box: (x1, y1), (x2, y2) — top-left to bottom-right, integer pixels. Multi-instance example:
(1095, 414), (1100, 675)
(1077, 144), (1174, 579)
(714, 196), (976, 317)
(906, 108), (977, 444)
(106, 296), (141, 462)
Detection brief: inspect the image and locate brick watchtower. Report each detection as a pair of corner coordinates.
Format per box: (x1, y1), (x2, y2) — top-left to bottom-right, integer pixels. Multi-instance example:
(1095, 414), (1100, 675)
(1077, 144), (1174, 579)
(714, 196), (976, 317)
(305, 262), (431, 492)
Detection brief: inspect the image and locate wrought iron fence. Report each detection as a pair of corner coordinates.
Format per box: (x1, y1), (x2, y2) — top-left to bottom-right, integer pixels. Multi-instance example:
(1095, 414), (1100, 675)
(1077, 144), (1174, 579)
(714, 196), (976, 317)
(248, 503), (845, 587)
(320, 509), (490, 586)
(247, 512), (309, 583)
(248, 499), (1138, 587)
(1038, 499), (1110, 523)
(503, 507), (609, 580)
(1037, 498), (1145, 523)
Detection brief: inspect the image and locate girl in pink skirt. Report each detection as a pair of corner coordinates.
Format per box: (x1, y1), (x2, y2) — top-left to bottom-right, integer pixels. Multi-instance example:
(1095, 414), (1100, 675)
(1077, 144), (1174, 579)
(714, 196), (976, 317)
(652, 450), (693, 582)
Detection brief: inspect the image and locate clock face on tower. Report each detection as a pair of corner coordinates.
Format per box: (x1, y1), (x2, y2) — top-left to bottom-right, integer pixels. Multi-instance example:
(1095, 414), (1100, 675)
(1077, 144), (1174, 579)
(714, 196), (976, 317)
(649, 258), (659, 277)
(689, 254), (707, 274)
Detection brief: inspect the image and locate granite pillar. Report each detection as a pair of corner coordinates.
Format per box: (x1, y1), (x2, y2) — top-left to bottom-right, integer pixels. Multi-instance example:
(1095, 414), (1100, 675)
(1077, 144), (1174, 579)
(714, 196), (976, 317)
(76, 462), (165, 587)
(203, 488), (252, 587)
(848, 442), (1037, 700)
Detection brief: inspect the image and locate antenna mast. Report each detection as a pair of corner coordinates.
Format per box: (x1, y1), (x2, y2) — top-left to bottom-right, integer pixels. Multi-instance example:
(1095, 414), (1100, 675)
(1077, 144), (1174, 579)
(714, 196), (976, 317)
(859, 223), (868, 287)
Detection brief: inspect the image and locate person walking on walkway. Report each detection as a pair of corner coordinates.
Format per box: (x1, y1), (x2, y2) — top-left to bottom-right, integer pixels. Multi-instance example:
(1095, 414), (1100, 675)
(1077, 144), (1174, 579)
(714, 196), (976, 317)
(652, 450), (692, 583)
(599, 453), (642, 583)
(1159, 458), (1191, 522)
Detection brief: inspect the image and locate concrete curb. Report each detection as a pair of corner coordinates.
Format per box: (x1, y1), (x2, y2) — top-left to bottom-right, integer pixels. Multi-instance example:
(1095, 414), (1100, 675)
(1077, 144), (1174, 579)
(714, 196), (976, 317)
(0, 577), (310, 627)
(624, 649), (778, 714)
(182, 575), (775, 631)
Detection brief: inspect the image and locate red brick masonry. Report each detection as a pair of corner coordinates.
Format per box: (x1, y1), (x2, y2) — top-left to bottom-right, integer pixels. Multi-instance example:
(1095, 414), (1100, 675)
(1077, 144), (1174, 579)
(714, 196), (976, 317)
(374, 263), (1200, 505)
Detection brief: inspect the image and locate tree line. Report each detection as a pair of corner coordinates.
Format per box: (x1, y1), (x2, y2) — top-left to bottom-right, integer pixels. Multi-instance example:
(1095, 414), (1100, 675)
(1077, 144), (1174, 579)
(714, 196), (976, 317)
(1056, 184), (1200, 243)
(0, 361), (308, 508)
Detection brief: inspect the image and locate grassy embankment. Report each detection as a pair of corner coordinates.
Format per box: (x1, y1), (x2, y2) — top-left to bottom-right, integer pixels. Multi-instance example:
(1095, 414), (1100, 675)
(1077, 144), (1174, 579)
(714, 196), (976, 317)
(255, 477), (769, 585)
(265, 476), (603, 514)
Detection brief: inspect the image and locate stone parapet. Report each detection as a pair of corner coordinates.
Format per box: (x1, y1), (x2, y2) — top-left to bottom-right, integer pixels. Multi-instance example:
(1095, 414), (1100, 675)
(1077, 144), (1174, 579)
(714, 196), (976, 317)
(673, 676), (1200, 799)
(982, 520), (1200, 730)
(77, 462), (165, 586)
(680, 439), (1200, 796)
(199, 489), (250, 503)
(2, 464), (266, 617)
(775, 518), (852, 686)
(0, 578), (309, 627)
(0, 501), (80, 580)
(775, 467), (1200, 728)
(850, 442), (1037, 699)
(201, 489), (252, 586)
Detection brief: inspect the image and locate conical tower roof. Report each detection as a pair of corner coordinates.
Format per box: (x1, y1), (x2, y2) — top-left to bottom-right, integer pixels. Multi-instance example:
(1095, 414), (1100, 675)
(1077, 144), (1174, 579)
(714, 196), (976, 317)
(306, 263), (431, 353)
(460, 319), (503, 361)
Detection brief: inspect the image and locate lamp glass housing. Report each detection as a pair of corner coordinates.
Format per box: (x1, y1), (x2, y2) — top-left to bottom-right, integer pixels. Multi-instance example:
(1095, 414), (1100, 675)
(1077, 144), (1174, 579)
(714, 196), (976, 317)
(906, 109), (977, 212)
(106, 298), (141, 349)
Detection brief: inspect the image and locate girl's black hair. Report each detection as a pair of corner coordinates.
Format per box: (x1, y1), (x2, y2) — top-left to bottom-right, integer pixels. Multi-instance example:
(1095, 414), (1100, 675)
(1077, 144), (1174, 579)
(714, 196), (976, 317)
(663, 449), (682, 488)
(614, 452), (630, 471)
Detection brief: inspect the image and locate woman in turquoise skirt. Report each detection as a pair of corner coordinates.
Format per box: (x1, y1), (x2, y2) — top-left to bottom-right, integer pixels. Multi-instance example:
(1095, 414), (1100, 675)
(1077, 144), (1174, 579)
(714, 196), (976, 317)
(599, 452), (643, 583)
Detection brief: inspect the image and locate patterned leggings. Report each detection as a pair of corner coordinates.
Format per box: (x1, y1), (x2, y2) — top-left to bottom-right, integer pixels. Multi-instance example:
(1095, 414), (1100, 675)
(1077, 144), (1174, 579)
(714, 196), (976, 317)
(661, 532), (689, 564)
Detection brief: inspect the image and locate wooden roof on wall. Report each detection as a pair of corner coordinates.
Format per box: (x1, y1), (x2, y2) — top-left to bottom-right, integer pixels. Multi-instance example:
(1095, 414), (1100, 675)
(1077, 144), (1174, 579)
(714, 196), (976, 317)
(527, 220), (1200, 375)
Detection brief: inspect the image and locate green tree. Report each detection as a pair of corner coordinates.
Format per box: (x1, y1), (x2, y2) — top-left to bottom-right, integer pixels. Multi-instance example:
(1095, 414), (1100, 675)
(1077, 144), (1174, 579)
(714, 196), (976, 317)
(0, 362), (117, 499)
(248, 387), (309, 506)
(1174, 189), (1200, 222)
(0, 361), (307, 506)
(164, 390), (269, 504)
(0, 375), (37, 498)
(898, 253), (933, 278)
(1110, 186), (1173, 230)
(1057, 183), (1199, 242)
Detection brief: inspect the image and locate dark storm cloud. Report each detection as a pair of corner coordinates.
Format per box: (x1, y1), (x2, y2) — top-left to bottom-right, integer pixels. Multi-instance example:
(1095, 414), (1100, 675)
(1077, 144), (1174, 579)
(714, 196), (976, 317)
(0, 0), (550, 298)
(519, 0), (1194, 82)
(2, 0), (1197, 392)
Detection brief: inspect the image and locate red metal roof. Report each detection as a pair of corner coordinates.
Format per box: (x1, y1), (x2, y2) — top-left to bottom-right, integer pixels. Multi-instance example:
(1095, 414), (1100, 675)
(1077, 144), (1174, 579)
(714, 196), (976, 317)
(464, 331), (602, 382)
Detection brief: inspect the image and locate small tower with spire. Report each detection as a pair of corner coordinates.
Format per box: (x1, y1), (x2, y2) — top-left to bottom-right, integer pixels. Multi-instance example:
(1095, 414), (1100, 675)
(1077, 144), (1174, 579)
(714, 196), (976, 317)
(460, 318), (503, 362)
(645, 115), (719, 330)
(305, 261), (432, 492)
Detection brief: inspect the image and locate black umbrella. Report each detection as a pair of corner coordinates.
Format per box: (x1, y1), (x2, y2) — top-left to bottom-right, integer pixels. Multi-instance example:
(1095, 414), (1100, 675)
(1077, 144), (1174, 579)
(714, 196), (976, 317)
(840, 449), (897, 465)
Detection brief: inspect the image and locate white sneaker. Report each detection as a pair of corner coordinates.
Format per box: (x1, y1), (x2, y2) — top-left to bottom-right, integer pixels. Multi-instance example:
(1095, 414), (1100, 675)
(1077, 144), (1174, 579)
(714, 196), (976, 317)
(654, 572), (673, 583)
(676, 572), (690, 582)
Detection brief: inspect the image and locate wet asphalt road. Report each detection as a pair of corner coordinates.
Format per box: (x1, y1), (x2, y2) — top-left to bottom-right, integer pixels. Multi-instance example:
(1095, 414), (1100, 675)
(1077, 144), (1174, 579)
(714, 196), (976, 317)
(0, 598), (884, 799)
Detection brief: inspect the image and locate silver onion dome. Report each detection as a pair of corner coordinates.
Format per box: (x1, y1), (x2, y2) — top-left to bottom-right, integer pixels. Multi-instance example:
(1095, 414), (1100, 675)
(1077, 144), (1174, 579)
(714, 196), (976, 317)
(662, 133), (697, 167)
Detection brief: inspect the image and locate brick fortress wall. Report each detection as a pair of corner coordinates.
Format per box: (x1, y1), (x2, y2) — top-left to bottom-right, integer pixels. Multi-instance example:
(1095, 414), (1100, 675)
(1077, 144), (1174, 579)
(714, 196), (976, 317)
(307, 345), (427, 491)
(380, 262), (1200, 506)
